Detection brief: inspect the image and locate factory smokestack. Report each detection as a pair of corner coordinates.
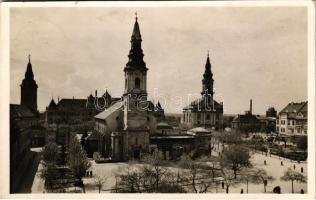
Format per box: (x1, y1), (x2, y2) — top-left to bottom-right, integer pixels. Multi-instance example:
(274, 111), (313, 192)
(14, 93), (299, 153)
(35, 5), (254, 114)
(250, 99), (252, 115)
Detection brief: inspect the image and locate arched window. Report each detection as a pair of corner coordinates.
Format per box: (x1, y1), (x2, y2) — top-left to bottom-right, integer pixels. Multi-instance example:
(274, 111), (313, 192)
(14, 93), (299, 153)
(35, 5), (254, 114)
(135, 78), (141, 89)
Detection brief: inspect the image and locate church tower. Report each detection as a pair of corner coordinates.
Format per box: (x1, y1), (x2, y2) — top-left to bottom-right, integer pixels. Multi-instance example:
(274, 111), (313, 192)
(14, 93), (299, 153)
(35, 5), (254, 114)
(201, 52), (214, 105)
(122, 14), (150, 160)
(20, 55), (38, 112)
(123, 14), (148, 96)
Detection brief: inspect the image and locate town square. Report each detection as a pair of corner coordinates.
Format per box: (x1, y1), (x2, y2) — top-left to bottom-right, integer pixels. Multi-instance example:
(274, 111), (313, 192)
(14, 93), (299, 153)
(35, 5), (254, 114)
(5, 3), (313, 196)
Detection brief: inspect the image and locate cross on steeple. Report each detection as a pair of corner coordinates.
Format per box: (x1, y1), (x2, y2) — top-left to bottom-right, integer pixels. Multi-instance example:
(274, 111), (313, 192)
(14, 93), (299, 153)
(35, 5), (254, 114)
(28, 54), (31, 63)
(135, 12), (138, 21)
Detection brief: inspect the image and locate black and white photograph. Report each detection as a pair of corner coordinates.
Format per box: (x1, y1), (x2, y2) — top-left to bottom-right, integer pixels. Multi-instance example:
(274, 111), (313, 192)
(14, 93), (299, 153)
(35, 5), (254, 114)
(1, 1), (315, 198)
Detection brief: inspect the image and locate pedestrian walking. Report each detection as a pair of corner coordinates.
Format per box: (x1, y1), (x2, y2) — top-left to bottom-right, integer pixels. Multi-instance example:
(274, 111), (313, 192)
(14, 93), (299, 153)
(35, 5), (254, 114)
(222, 182), (224, 189)
(240, 188), (244, 194)
(301, 167), (303, 173)
(264, 160), (266, 165)
(301, 189), (304, 194)
(281, 161), (283, 166)
(294, 164), (296, 170)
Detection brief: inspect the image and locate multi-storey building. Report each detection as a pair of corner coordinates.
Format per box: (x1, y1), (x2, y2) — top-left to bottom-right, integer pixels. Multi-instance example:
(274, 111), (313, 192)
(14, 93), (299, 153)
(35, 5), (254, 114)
(276, 101), (308, 136)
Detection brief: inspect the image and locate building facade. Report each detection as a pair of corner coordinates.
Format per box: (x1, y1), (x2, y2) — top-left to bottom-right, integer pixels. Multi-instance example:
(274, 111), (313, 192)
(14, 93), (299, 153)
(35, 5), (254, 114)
(182, 53), (223, 129)
(276, 101), (307, 136)
(10, 104), (38, 192)
(231, 99), (263, 133)
(45, 89), (120, 124)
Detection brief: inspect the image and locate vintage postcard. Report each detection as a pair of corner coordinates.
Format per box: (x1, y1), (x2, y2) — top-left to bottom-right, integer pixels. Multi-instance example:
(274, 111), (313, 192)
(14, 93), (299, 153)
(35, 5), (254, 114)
(0, 1), (315, 199)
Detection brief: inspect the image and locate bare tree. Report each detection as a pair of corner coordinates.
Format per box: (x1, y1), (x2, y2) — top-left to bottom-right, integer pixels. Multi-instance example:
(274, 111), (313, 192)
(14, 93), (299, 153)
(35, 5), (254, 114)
(94, 175), (108, 193)
(116, 166), (143, 193)
(141, 152), (169, 191)
(281, 168), (307, 193)
(239, 169), (261, 193)
(221, 145), (251, 179)
(251, 168), (275, 193)
(220, 167), (238, 193)
(180, 155), (214, 193)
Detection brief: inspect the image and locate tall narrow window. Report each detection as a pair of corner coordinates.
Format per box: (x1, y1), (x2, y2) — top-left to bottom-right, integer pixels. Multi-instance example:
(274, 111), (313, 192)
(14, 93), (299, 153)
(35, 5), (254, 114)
(135, 77), (141, 89)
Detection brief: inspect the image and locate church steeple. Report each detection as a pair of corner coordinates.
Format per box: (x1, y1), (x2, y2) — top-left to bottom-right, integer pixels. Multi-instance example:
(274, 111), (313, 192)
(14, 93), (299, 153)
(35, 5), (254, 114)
(201, 51), (214, 96)
(20, 54), (38, 112)
(125, 13), (147, 71)
(25, 54), (34, 80)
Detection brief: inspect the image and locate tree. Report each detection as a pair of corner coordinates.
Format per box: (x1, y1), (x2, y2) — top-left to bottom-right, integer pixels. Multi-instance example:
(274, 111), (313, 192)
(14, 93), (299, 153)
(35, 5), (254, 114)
(67, 134), (91, 191)
(251, 168), (275, 193)
(296, 136), (307, 152)
(281, 168), (307, 193)
(94, 175), (107, 193)
(141, 152), (169, 191)
(239, 169), (265, 193)
(221, 145), (251, 179)
(220, 167), (238, 193)
(251, 135), (265, 151)
(42, 142), (60, 165)
(180, 155), (214, 193)
(116, 166), (143, 193)
(40, 142), (61, 191)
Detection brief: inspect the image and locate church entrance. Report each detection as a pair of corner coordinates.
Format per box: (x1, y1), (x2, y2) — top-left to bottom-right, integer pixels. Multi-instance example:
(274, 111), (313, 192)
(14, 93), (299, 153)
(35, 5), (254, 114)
(133, 149), (140, 159)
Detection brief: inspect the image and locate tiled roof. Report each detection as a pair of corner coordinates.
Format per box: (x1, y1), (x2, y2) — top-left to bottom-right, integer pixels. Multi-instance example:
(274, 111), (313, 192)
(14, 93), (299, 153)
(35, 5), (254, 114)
(232, 113), (261, 123)
(57, 98), (87, 109)
(188, 127), (211, 133)
(183, 97), (223, 111)
(10, 104), (36, 118)
(279, 101), (308, 118)
(94, 101), (123, 119)
(156, 122), (172, 129)
(48, 99), (57, 110)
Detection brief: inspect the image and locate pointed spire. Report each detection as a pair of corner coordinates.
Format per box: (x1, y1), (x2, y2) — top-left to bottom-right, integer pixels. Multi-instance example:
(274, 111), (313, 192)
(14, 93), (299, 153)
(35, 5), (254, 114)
(48, 97), (57, 109)
(201, 51), (214, 96)
(25, 54), (34, 80)
(204, 51), (212, 76)
(125, 13), (147, 71)
(205, 50), (211, 70)
(132, 12), (141, 41)
(157, 101), (162, 109)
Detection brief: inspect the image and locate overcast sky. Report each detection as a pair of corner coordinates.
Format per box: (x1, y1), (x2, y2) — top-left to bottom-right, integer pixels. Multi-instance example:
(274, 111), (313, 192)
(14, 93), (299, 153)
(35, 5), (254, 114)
(10, 7), (307, 114)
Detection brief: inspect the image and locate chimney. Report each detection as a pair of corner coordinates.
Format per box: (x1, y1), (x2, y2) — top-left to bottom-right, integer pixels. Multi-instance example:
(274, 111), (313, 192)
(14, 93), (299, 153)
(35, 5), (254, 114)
(250, 99), (252, 115)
